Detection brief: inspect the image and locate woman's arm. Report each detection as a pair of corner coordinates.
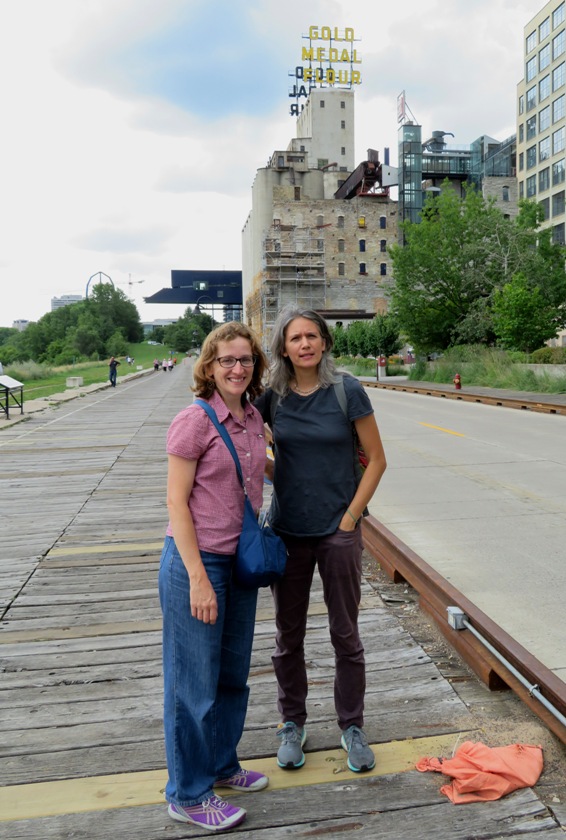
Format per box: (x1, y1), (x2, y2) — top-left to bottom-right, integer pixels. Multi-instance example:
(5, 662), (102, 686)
(338, 413), (387, 531)
(166, 454), (218, 624)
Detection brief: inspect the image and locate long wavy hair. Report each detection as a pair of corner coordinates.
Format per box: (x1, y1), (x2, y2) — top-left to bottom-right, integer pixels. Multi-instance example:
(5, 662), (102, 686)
(193, 321), (267, 402)
(269, 305), (339, 396)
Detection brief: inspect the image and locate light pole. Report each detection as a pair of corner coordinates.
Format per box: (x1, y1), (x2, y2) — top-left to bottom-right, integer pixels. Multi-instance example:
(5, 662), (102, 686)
(194, 295), (215, 321)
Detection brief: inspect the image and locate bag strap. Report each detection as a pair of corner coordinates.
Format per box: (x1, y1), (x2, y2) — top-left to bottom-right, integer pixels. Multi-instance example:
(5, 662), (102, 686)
(193, 399), (246, 494)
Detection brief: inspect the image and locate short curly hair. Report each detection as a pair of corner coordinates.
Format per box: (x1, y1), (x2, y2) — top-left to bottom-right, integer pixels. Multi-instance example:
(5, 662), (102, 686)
(193, 321), (267, 402)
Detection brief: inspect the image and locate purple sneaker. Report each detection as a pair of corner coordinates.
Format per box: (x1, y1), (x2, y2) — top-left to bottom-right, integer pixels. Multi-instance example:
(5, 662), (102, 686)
(168, 796), (246, 832)
(216, 768), (269, 791)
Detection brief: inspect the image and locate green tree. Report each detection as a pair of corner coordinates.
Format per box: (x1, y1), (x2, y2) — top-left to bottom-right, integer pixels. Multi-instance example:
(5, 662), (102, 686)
(390, 184), (566, 354)
(346, 321), (371, 356)
(492, 273), (558, 353)
(106, 330), (129, 357)
(367, 314), (402, 358)
(332, 323), (348, 356)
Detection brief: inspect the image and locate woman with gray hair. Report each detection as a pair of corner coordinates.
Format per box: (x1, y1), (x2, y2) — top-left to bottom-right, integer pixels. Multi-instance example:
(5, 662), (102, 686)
(254, 305), (387, 774)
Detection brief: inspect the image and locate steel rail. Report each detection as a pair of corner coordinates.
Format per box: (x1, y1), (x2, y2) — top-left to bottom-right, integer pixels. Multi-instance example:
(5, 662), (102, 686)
(362, 514), (566, 745)
(364, 380), (566, 416)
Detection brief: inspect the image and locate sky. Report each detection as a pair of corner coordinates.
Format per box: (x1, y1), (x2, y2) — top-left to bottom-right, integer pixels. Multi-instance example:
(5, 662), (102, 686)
(0, 0), (546, 328)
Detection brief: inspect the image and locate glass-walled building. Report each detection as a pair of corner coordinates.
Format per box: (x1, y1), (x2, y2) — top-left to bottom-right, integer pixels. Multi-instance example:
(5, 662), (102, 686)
(517, 0), (566, 244)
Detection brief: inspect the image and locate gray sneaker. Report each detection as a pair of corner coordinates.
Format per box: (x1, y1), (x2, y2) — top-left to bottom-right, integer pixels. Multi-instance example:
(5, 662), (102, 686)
(276, 722), (307, 769)
(341, 725), (375, 772)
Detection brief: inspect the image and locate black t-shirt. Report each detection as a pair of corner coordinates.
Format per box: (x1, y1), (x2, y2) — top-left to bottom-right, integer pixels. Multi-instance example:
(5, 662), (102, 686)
(254, 375), (373, 538)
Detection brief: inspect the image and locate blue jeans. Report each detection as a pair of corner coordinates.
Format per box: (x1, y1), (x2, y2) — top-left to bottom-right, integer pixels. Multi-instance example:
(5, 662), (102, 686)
(158, 536), (258, 806)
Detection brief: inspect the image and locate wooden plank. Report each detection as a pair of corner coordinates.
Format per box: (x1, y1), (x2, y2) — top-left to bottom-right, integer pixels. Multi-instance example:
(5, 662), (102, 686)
(0, 732), (474, 821)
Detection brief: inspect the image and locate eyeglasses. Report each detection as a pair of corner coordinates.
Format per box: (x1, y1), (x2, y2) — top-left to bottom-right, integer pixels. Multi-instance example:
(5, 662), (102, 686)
(215, 355), (257, 369)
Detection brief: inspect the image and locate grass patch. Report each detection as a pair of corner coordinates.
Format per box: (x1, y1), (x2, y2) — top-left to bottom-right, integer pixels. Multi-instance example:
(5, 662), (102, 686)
(5, 342), (178, 401)
(408, 347), (566, 393)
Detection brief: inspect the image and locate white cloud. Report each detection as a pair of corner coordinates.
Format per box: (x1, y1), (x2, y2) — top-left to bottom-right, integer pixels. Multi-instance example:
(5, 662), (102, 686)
(0, 0), (546, 328)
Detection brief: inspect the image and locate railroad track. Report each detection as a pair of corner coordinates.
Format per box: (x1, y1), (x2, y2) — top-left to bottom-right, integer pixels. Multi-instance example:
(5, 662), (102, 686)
(362, 514), (566, 745)
(365, 380), (566, 416)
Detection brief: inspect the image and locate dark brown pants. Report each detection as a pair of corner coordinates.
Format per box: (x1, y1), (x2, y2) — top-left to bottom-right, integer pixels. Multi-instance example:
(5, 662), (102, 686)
(271, 526), (365, 730)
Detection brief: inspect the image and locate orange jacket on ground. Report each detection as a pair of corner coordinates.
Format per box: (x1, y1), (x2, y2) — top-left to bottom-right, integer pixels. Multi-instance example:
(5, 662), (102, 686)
(416, 741), (543, 804)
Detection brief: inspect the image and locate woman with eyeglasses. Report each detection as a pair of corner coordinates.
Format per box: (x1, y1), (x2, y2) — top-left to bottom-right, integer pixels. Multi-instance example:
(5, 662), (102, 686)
(158, 322), (269, 832)
(254, 305), (387, 776)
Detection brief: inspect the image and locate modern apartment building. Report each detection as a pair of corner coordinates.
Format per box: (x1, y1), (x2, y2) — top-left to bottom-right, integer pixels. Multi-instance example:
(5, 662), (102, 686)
(517, 0), (566, 243)
(51, 294), (84, 311)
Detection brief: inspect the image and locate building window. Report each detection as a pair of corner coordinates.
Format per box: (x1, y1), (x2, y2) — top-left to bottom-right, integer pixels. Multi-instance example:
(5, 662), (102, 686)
(519, 123), (524, 142)
(526, 56), (537, 82)
(553, 157), (566, 184)
(553, 29), (565, 59)
(553, 190), (565, 215)
(317, 158), (329, 169)
(527, 85), (537, 111)
(341, 147), (346, 155)
(317, 214), (324, 226)
(359, 239), (366, 252)
(526, 115), (537, 139)
(554, 62), (566, 91)
(526, 30), (537, 53)
(338, 262), (345, 276)
(540, 105), (551, 132)
(341, 100), (345, 109)
(539, 197), (550, 219)
(519, 94), (525, 115)
(539, 167), (550, 191)
(553, 126), (565, 154)
(539, 136), (551, 161)
(526, 145), (537, 168)
(338, 238), (345, 252)
(380, 263), (387, 276)
(317, 239), (324, 251)
(540, 74), (551, 101)
(502, 185), (510, 201)
(359, 262), (367, 274)
(554, 2), (565, 29)
(526, 174), (537, 197)
(341, 120), (346, 129)
(540, 16), (550, 40)
(358, 215), (366, 228)
(553, 222), (565, 243)
(337, 215), (344, 228)
(294, 186), (301, 200)
(519, 180), (524, 199)
(519, 152), (524, 171)
(554, 94), (565, 122)
(380, 239), (387, 252)
(380, 215), (387, 229)
(538, 44), (550, 73)
(320, 100), (325, 108)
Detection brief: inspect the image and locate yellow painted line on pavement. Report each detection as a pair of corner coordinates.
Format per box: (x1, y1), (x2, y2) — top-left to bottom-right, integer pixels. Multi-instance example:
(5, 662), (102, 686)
(419, 422), (465, 437)
(0, 731), (476, 822)
(47, 542), (164, 557)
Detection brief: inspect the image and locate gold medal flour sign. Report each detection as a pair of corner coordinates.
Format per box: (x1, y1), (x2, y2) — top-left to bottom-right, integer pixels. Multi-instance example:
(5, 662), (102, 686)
(289, 26), (362, 115)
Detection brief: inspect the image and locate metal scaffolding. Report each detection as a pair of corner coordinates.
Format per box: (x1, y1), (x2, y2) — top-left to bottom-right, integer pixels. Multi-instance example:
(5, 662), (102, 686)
(260, 222), (327, 345)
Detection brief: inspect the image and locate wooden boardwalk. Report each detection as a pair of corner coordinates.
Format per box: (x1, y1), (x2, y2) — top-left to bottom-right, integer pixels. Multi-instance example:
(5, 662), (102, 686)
(0, 364), (563, 838)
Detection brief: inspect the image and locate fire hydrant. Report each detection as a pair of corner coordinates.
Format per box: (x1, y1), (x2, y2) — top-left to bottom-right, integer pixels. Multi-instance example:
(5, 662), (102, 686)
(453, 373), (462, 390)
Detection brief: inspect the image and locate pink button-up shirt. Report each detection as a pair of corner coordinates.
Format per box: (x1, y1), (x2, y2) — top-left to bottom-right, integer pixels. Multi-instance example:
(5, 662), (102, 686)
(166, 390), (267, 555)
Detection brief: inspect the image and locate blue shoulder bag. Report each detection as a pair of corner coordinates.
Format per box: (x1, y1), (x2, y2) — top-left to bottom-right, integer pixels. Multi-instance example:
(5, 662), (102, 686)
(194, 399), (287, 589)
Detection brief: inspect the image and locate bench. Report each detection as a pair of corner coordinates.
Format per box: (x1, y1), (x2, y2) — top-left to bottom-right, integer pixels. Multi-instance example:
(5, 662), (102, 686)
(0, 375), (24, 420)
